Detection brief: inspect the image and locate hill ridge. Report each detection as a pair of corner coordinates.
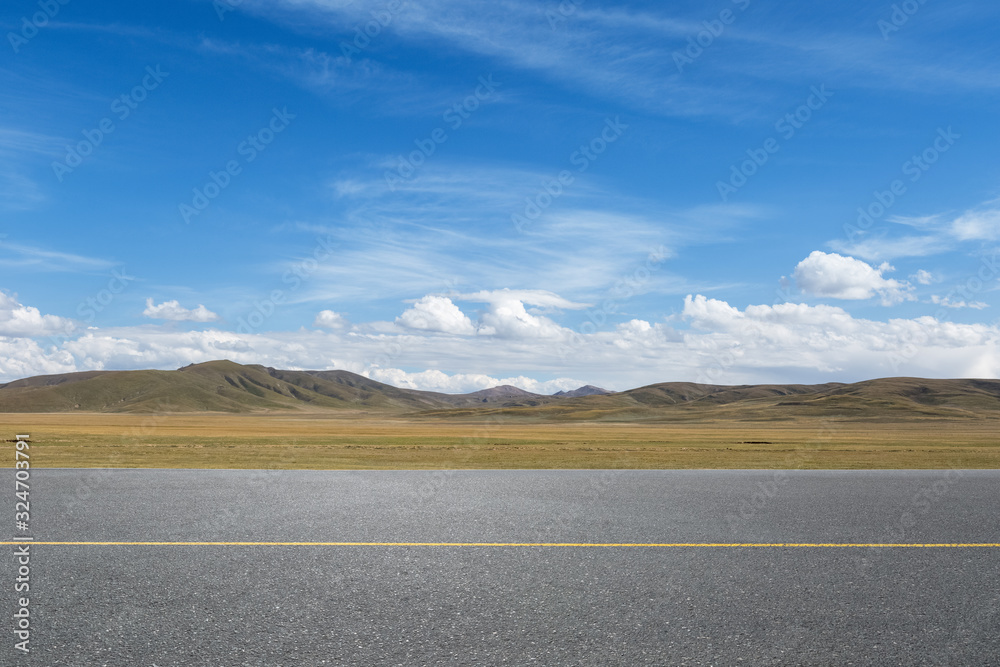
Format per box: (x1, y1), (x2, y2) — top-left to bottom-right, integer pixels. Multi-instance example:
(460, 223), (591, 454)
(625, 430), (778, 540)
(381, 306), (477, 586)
(1, 360), (998, 421)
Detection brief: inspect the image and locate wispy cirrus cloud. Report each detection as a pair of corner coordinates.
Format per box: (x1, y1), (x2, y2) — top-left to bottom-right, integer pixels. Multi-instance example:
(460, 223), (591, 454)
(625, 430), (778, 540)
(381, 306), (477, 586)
(828, 234), (951, 262)
(0, 241), (117, 273)
(829, 199), (1000, 261)
(228, 0), (1000, 123)
(279, 163), (756, 308)
(0, 127), (63, 210)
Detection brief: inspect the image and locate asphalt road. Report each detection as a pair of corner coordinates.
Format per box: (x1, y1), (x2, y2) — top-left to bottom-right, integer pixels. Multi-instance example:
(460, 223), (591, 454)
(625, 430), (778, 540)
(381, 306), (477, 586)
(2, 469), (998, 666)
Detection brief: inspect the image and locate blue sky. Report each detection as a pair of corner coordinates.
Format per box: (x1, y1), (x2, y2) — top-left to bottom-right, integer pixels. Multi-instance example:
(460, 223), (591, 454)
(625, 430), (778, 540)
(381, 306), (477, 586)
(1, 0), (999, 391)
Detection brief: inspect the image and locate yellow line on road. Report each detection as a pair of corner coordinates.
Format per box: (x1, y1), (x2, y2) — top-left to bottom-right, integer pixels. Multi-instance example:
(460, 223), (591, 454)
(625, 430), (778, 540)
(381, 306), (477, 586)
(3, 541), (1000, 547)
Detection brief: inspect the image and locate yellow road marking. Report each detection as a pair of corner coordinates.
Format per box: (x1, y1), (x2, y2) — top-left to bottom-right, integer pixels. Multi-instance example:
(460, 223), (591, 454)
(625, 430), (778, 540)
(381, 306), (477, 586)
(2, 541), (999, 547)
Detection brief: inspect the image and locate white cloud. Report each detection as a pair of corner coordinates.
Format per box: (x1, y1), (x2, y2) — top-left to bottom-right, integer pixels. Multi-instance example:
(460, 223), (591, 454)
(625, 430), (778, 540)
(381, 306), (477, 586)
(611, 319), (682, 353)
(618, 319), (652, 335)
(142, 298), (220, 322)
(912, 269), (935, 285)
(313, 309), (349, 329)
(458, 288), (590, 311)
(831, 202), (1000, 261)
(951, 207), (1000, 241)
(62, 328), (288, 373)
(455, 290), (576, 339)
(396, 296), (475, 335)
(829, 235), (948, 261)
(247, 0), (1000, 123)
(476, 299), (568, 339)
(0, 241), (116, 272)
(285, 164), (699, 309)
(930, 295), (988, 310)
(365, 367), (582, 394)
(793, 251), (913, 305)
(394, 290), (591, 340)
(3, 292), (999, 388)
(0, 291), (75, 337)
(0, 127), (63, 211)
(679, 295), (1000, 382)
(888, 214), (945, 230)
(0, 338), (77, 381)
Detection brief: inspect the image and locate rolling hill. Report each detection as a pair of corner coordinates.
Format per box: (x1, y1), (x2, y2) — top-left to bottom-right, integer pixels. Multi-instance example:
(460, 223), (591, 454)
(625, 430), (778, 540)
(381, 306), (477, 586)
(0, 361), (440, 413)
(0, 361), (571, 414)
(1, 360), (999, 421)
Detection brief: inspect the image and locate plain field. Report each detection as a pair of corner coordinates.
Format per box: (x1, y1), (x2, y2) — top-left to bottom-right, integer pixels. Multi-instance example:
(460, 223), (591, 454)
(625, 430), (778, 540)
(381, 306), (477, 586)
(3, 412), (1000, 469)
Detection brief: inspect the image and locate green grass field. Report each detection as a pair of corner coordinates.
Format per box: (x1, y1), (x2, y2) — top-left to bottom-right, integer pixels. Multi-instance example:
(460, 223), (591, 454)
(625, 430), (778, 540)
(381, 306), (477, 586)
(3, 413), (999, 469)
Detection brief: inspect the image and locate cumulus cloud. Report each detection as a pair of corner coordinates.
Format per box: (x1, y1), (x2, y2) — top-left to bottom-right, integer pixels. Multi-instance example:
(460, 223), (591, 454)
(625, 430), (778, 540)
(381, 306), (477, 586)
(793, 251), (913, 305)
(0, 291), (75, 337)
(912, 269), (935, 285)
(391, 290), (585, 340)
(313, 309), (349, 329)
(2, 291), (999, 388)
(680, 294), (1000, 381)
(451, 288), (583, 339)
(396, 296), (475, 334)
(365, 367), (583, 394)
(476, 297), (569, 339)
(0, 338), (77, 380)
(142, 298), (219, 322)
(61, 328), (297, 373)
(618, 319), (653, 335)
(611, 319), (682, 354)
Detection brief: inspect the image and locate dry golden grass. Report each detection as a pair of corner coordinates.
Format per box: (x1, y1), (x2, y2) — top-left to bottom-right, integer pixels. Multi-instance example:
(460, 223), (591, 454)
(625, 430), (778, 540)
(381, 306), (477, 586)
(2, 412), (998, 469)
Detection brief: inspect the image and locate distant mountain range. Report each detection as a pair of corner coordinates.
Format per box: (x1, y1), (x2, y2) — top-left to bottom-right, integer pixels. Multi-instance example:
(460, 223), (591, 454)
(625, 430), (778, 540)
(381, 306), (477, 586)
(1, 360), (999, 421)
(553, 385), (609, 398)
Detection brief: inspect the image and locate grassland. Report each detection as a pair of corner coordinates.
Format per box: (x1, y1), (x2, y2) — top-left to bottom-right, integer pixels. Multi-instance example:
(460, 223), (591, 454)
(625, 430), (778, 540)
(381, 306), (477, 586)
(3, 412), (999, 469)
